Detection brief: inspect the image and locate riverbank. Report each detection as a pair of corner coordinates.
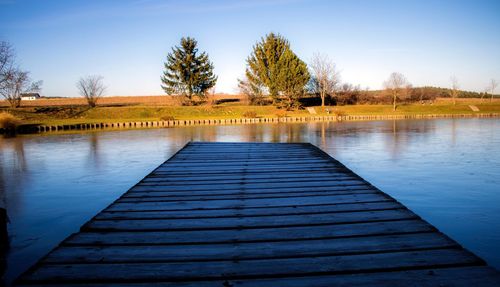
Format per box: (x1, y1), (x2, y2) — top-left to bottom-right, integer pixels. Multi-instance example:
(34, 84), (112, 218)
(1, 98), (500, 134)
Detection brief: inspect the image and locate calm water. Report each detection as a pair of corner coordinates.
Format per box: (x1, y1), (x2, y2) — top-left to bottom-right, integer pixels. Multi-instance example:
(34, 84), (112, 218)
(1, 119), (499, 284)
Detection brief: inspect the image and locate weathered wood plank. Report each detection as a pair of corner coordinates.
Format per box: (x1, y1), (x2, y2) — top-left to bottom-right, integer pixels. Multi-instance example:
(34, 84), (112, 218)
(146, 170), (348, 181)
(45, 233), (457, 263)
(131, 181), (370, 193)
(107, 193), (391, 211)
(161, 160), (334, 169)
(167, 157), (332, 164)
(138, 177), (362, 187)
(65, 219), (434, 246)
(83, 209), (418, 231)
(165, 158), (331, 164)
(118, 190), (378, 203)
(18, 249), (483, 283)
(155, 163), (339, 172)
(129, 184), (372, 194)
(141, 173), (355, 184)
(19, 267), (500, 287)
(96, 201), (401, 219)
(124, 186), (373, 198)
(152, 166), (344, 176)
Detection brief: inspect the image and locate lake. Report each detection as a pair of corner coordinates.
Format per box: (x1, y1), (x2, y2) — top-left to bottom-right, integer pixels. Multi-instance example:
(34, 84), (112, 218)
(1, 118), (499, 285)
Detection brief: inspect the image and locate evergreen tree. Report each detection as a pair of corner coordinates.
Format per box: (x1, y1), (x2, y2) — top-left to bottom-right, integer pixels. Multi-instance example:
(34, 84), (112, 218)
(276, 49), (310, 109)
(242, 33), (309, 108)
(245, 33), (289, 101)
(161, 37), (217, 104)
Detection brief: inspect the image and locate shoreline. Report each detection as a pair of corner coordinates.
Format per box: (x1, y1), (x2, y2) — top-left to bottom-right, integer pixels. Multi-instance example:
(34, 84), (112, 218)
(3, 112), (499, 135)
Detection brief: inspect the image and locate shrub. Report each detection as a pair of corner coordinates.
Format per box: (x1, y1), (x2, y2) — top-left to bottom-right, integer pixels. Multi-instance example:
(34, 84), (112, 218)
(275, 110), (287, 118)
(160, 115), (175, 121)
(242, 111), (257, 118)
(139, 110), (152, 118)
(0, 112), (21, 130)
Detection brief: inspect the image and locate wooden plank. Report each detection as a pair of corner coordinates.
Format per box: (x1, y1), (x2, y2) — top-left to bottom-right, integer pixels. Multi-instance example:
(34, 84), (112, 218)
(129, 183), (372, 194)
(18, 249), (483, 283)
(83, 209), (418, 231)
(180, 148), (313, 153)
(96, 201), (401, 220)
(141, 173), (354, 183)
(165, 157), (331, 164)
(107, 193), (391, 211)
(165, 152), (321, 158)
(65, 219), (434, 246)
(167, 157), (332, 164)
(155, 163), (339, 172)
(125, 185), (373, 198)
(145, 170), (348, 181)
(118, 190), (378, 203)
(152, 167), (344, 176)
(161, 160), (333, 168)
(131, 180), (369, 192)
(138, 177), (361, 186)
(122, 189), (376, 201)
(45, 233), (457, 263)
(19, 267), (500, 287)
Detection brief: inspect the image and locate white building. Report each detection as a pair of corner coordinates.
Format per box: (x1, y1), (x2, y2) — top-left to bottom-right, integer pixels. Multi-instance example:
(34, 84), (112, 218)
(20, 93), (41, 101)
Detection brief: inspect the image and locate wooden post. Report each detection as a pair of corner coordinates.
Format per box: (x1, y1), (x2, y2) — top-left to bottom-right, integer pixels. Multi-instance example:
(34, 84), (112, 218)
(0, 204), (8, 250)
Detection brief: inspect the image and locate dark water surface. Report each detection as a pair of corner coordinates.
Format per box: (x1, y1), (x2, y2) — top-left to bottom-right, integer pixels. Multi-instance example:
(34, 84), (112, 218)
(1, 118), (499, 284)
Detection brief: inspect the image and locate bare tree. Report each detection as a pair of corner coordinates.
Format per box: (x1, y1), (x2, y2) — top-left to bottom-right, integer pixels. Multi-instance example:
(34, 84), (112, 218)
(402, 83), (413, 103)
(336, 83), (361, 105)
(77, 75), (106, 107)
(0, 41), (42, 108)
(419, 87), (425, 103)
(0, 41), (15, 89)
(449, 76), (460, 105)
(238, 77), (267, 105)
(383, 72), (410, 111)
(0, 69), (42, 108)
(205, 85), (217, 106)
(488, 79), (498, 102)
(310, 53), (340, 107)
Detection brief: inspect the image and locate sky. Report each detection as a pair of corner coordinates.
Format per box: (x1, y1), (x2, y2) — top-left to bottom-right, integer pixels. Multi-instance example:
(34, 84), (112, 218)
(1, 0), (499, 97)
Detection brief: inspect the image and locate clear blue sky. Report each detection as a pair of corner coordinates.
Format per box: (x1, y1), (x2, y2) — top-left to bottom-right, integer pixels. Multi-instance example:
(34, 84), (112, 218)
(1, 0), (499, 97)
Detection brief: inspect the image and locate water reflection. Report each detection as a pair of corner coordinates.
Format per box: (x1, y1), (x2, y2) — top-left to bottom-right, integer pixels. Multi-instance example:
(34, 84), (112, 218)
(87, 133), (101, 168)
(0, 147), (7, 280)
(0, 119), (499, 285)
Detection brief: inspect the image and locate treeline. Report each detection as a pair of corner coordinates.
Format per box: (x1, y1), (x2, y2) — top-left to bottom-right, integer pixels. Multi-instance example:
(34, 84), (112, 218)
(161, 33), (499, 110)
(330, 86), (493, 106)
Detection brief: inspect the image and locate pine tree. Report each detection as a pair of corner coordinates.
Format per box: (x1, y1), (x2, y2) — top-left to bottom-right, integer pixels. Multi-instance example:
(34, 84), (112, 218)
(245, 33), (289, 102)
(276, 49), (310, 109)
(242, 33), (309, 108)
(161, 37), (217, 104)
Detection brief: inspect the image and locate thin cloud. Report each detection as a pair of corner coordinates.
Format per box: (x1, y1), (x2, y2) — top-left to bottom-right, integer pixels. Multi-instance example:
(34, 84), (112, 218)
(3, 0), (307, 29)
(134, 0), (307, 15)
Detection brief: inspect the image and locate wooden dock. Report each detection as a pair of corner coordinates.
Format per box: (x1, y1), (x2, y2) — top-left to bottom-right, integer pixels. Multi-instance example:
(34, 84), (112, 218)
(16, 142), (500, 286)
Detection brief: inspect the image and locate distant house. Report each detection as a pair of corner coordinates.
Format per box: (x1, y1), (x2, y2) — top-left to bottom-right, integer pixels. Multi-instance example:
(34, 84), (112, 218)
(20, 93), (41, 101)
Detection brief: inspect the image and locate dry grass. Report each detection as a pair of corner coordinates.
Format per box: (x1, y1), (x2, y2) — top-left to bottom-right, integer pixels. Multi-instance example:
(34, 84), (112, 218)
(0, 112), (21, 129)
(434, 97), (500, 104)
(3, 95), (496, 108)
(0, 94), (246, 107)
(242, 110), (258, 118)
(275, 110), (288, 118)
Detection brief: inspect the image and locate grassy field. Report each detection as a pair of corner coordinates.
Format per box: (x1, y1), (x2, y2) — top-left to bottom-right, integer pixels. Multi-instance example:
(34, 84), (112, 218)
(1, 96), (500, 126)
(0, 94), (243, 107)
